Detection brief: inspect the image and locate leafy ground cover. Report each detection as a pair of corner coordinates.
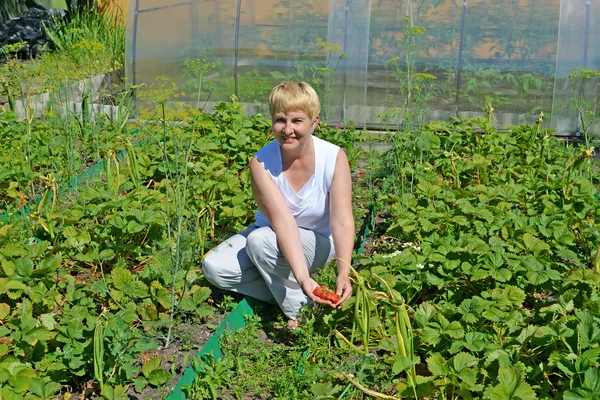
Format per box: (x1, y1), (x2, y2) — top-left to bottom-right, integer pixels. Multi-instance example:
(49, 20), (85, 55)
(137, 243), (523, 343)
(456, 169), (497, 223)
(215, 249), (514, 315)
(184, 115), (600, 400)
(0, 94), (299, 399)
(0, 109), (140, 217)
(0, 81), (372, 398)
(1, 44), (598, 399)
(0, 6), (125, 109)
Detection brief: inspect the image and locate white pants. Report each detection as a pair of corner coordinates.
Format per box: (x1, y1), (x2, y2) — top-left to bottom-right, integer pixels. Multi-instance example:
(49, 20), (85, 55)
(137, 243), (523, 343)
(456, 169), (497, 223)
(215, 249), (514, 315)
(202, 225), (335, 319)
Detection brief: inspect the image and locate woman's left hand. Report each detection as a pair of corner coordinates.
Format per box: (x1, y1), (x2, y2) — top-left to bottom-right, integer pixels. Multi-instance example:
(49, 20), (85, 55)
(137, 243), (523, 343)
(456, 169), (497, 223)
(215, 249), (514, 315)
(334, 273), (353, 307)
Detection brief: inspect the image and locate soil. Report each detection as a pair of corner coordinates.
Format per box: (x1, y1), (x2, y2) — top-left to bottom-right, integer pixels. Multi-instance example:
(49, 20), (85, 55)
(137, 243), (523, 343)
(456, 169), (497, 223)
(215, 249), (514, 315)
(210, 306), (301, 400)
(358, 209), (391, 259)
(56, 310), (228, 400)
(125, 314), (227, 400)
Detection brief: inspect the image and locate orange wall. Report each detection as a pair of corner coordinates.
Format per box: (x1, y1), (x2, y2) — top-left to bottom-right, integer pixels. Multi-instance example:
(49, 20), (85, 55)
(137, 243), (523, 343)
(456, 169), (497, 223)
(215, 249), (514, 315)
(98, 0), (128, 19)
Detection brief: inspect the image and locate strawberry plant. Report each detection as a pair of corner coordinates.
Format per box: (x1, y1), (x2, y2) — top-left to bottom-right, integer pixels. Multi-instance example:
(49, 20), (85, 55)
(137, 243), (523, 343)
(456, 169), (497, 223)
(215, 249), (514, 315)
(333, 116), (600, 398)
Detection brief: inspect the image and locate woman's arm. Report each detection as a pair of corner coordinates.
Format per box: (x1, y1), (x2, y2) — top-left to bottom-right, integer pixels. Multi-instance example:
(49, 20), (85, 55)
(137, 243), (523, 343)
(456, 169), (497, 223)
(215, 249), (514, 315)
(249, 157), (332, 305)
(329, 149), (355, 306)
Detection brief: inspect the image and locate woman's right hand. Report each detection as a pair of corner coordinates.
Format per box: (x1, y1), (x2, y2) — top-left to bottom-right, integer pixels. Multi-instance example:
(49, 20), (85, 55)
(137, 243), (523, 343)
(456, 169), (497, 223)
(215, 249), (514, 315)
(301, 278), (337, 307)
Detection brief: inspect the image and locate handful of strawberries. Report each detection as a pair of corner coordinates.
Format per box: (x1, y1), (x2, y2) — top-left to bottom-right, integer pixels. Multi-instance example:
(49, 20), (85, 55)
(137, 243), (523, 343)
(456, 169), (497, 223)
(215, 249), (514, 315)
(312, 285), (340, 303)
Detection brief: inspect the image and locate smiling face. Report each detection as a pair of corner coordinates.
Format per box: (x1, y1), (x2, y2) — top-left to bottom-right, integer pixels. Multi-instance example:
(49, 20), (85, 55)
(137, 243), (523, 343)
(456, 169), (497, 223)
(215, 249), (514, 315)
(272, 111), (319, 151)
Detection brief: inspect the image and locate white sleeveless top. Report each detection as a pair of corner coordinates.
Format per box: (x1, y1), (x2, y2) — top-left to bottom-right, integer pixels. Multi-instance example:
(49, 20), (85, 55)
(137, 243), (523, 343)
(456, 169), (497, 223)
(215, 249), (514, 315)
(254, 136), (340, 239)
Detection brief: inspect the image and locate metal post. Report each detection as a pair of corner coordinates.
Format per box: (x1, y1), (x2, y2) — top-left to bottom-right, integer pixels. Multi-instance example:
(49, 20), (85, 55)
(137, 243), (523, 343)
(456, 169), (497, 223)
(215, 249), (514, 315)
(131, 0), (141, 88)
(342, 1), (350, 122)
(234, 0), (242, 97)
(191, 0), (198, 46)
(455, 0), (467, 118)
(583, 0), (591, 68)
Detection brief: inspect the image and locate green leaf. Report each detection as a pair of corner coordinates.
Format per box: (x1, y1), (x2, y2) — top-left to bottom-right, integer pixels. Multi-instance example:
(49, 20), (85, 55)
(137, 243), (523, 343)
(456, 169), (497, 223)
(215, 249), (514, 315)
(1, 385), (19, 400)
(39, 313), (56, 330)
(128, 281), (149, 299)
(63, 226), (91, 249)
(427, 354), (449, 376)
(445, 321), (465, 339)
(98, 249), (116, 261)
(557, 248), (581, 265)
(487, 252), (504, 268)
(310, 382), (340, 397)
(552, 224), (576, 245)
(111, 268), (133, 291)
(392, 356), (418, 374)
(516, 325), (538, 345)
(147, 369), (171, 386)
(453, 352), (478, 372)
(526, 269), (550, 285)
(0, 303), (10, 320)
(28, 378), (46, 397)
(490, 366), (536, 400)
(126, 220), (146, 234)
(142, 357), (162, 378)
(9, 367), (37, 393)
(563, 388), (596, 400)
(491, 268), (512, 282)
(23, 326), (54, 344)
(458, 368), (478, 387)
(28, 378), (61, 398)
(27, 241), (49, 258)
(1, 260), (15, 276)
(101, 384), (129, 400)
(452, 216), (468, 225)
(583, 367), (600, 392)
(191, 286), (211, 304)
(522, 233), (549, 255)
(14, 258), (33, 278)
(0, 244), (28, 258)
(458, 298), (486, 324)
(133, 376), (148, 394)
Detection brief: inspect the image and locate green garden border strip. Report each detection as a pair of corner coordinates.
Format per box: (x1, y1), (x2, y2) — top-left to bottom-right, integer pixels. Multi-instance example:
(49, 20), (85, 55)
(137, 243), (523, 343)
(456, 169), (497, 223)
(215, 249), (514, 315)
(167, 296), (262, 400)
(0, 149), (128, 223)
(355, 204), (377, 258)
(167, 203), (378, 399)
(0, 132), (140, 224)
(63, 148), (130, 193)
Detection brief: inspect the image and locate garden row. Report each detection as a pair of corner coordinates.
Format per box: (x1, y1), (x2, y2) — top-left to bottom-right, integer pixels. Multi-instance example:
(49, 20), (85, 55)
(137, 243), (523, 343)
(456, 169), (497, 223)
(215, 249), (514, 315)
(0, 92), (335, 399)
(1, 72), (599, 399)
(183, 114), (600, 400)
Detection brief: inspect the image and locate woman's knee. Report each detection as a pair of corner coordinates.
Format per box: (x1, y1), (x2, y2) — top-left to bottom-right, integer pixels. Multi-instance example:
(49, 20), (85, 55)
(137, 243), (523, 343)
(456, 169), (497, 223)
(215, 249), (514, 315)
(245, 227), (277, 265)
(202, 251), (230, 289)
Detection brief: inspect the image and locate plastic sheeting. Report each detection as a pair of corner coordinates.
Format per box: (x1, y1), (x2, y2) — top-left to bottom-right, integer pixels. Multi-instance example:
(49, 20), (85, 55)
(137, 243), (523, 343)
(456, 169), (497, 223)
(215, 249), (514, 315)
(126, 0), (599, 132)
(0, 8), (66, 58)
(552, 0), (600, 134)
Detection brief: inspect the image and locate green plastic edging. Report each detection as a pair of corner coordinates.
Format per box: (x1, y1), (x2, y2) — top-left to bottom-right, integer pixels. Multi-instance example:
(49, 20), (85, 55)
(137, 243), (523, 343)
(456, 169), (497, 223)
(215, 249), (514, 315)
(167, 297), (261, 400)
(355, 205), (376, 258)
(167, 204), (378, 399)
(0, 144), (136, 224)
(63, 149), (130, 193)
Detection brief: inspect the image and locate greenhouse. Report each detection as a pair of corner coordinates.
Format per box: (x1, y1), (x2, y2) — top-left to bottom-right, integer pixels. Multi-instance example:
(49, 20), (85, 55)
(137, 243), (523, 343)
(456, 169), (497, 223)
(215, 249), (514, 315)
(127, 0), (600, 133)
(1, 0), (600, 399)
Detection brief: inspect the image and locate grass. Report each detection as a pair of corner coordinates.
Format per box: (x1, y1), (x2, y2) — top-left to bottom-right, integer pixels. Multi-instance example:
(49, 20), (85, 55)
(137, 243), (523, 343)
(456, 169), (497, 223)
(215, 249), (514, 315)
(0, 5), (125, 103)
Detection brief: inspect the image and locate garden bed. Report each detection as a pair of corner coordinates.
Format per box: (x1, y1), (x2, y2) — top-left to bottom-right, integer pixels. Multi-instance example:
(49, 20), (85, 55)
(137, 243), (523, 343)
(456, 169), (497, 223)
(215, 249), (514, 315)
(0, 69), (125, 121)
(178, 116), (600, 399)
(1, 59), (599, 400)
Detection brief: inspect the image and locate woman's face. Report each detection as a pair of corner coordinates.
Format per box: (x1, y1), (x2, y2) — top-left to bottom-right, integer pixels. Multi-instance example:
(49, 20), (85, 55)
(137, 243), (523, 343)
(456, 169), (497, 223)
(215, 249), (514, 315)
(272, 111), (319, 151)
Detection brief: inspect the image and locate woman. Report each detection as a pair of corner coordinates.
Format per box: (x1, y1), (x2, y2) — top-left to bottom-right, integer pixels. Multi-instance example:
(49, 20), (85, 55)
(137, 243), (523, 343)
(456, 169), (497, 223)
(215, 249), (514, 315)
(202, 82), (354, 328)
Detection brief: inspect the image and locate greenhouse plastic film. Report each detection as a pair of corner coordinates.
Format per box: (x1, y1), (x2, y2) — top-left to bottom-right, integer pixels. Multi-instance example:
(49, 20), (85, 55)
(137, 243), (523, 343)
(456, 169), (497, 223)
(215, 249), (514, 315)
(552, 0), (600, 134)
(126, 0), (600, 132)
(455, 0), (559, 126)
(326, 0), (371, 124)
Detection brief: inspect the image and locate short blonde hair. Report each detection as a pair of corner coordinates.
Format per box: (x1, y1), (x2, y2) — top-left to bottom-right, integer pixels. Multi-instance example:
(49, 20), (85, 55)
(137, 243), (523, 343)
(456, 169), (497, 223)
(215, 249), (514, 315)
(268, 82), (321, 121)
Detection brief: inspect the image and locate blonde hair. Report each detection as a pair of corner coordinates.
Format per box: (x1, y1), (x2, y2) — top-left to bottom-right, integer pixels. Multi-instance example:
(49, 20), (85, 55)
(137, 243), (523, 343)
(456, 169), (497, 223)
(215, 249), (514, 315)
(268, 82), (321, 120)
